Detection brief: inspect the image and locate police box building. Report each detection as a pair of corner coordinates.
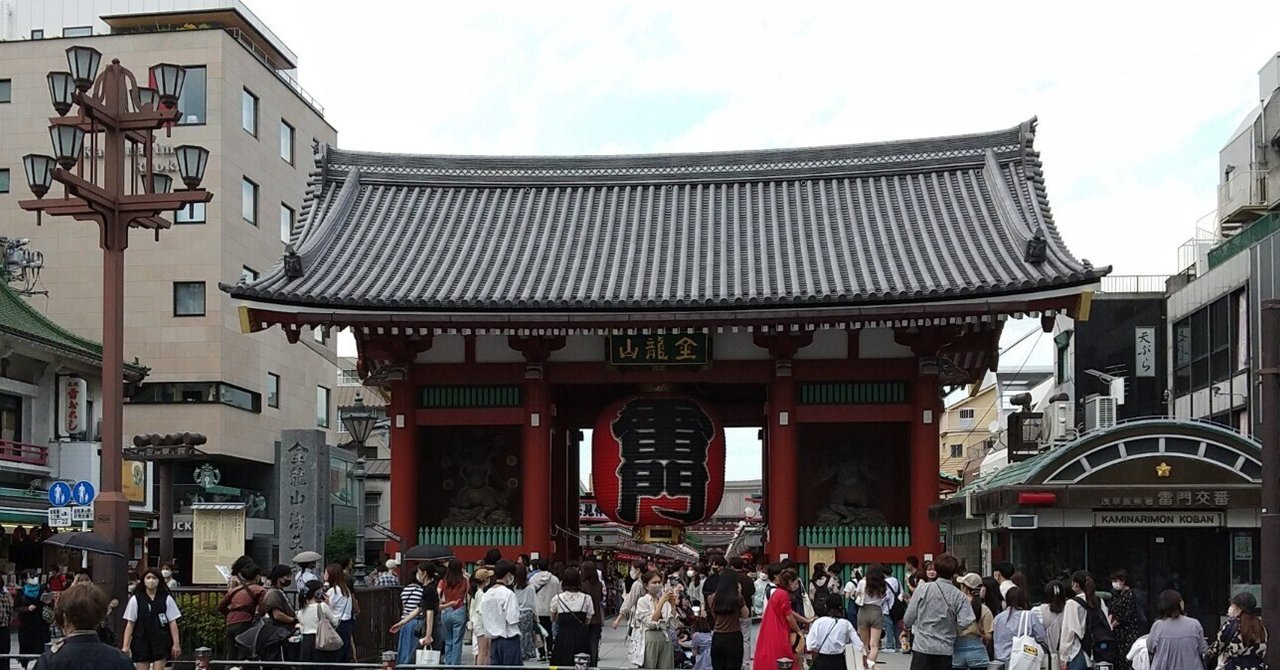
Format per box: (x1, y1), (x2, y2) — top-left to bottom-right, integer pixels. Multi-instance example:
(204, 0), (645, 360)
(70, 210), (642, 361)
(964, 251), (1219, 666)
(226, 120), (1106, 566)
(933, 418), (1262, 633)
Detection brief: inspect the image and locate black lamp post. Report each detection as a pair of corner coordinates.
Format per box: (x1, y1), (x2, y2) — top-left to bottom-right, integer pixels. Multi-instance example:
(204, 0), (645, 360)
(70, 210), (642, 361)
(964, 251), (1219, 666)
(342, 394), (378, 581)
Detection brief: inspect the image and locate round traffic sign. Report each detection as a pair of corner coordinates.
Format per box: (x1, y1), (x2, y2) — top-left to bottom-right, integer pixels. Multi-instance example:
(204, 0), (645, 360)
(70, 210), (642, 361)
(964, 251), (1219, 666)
(48, 481), (72, 507)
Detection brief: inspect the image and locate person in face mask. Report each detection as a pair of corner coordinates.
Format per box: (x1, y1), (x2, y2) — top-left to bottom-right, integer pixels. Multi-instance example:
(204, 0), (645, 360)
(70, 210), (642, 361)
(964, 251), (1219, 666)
(633, 571), (678, 668)
(121, 568), (183, 670)
(159, 563), (179, 590)
(1206, 593), (1267, 670)
(16, 570), (52, 655)
(613, 559), (650, 630)
(1107, 569), (1144, 670)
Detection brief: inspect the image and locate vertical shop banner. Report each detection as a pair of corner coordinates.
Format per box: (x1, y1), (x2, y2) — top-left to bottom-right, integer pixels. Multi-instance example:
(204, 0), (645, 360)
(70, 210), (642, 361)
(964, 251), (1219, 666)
(192, 505), (246, 584)
(1134, 327), (1156, 378)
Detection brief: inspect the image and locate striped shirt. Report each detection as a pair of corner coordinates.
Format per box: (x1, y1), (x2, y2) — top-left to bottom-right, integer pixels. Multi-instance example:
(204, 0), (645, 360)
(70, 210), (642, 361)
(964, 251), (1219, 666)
(401, 583), (424, 618)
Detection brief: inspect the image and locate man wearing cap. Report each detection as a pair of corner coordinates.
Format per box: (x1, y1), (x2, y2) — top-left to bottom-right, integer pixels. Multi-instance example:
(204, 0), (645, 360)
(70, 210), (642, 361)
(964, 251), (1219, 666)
(376, 560), (401, 587)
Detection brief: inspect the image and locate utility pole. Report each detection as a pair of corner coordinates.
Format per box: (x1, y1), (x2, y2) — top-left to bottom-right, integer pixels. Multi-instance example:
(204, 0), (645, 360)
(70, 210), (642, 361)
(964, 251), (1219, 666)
(1261, 298), (1279, 670)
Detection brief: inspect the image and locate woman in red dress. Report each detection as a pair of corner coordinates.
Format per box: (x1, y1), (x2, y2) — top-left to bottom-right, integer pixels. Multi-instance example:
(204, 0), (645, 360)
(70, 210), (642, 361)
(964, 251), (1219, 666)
(754, 569), (805, 670)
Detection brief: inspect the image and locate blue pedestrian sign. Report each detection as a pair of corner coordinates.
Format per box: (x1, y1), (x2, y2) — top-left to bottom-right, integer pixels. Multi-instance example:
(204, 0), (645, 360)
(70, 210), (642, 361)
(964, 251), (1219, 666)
(48, 481), (72, 507)
(72, 481), (96, 506)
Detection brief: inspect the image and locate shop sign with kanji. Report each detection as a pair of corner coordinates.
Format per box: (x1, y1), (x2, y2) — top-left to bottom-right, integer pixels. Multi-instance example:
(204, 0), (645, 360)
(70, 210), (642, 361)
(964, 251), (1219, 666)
(607, 333), (710, 366)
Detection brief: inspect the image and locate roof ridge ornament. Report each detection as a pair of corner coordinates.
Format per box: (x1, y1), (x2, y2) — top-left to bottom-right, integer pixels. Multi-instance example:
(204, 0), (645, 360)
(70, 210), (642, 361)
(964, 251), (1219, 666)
(1024, 228), (1047, 264)
(282, 244), (304, 279)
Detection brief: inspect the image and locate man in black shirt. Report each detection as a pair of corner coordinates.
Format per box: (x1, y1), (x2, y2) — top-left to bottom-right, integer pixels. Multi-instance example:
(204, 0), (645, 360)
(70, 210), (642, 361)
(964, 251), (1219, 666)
(35, 583), (133, 670)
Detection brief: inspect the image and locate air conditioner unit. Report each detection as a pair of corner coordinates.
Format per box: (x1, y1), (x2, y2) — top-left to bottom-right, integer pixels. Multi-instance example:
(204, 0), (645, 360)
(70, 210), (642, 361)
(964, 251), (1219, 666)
(1044, 401), (1074, 444)
(1085, 396), (1117, 431)
(1008, 514), (1039, 530)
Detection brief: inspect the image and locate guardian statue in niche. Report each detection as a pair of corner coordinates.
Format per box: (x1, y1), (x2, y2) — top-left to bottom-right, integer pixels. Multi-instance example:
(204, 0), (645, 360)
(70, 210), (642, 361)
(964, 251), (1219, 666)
(814, 455), (888, 526)
(442, 447), (514, 526)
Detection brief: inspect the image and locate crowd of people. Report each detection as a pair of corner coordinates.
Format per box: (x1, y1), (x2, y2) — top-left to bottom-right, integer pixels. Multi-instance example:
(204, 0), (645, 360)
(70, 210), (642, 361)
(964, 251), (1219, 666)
(5, 551), (1270, 670)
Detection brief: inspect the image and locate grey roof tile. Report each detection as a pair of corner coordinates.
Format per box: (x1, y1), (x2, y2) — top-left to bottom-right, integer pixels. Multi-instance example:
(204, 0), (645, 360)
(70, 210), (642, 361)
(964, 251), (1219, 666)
(226, 119), (1107, 312)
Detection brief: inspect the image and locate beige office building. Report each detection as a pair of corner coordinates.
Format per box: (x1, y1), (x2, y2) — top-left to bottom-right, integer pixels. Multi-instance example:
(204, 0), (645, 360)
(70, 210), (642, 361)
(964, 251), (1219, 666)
(0, 1), (339, 562)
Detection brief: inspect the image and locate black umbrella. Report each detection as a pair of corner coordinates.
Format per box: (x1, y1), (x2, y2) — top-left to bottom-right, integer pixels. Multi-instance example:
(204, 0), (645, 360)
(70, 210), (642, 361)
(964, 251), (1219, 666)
(403, 543), (454, 562)
(41, 531), (126, 558)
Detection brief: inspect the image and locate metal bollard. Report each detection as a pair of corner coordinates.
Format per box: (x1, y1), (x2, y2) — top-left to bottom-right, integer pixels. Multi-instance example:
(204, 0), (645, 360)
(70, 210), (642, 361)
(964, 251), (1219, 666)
(987, 662), (1005, 670)
(575, 652), (591, 670)
(382, 650), (398, 670)
(777, 658), (795, 670)
(194, 648), (212, 670)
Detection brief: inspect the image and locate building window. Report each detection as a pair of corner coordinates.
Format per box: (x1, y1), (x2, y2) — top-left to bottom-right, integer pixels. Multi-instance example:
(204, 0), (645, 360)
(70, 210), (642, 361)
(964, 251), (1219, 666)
(0, 169), (9, 193)
(241, 266), (258, 283)
(176, 66), (206, 124)
(338, 369), (361, 386)
(0, 80), (11, 104)
(317, 386), (331, 428)
(958, 408), (974, 419)
(0, 393), (22, 442)
(280, 120), (295, 164)
(364, 491), (382, 524)
(63, 26), (92, 37)
(313, 327), (327, 345)
(242, 178), (258, 224)
(175, 202), (206, 224)
(280, 203), (295, 244)
(267, 373), (280, 409)
(949, 443), (963, 458)
(130, 381), (261, 413)
(242, 88), (258, 136)
(172, 281), (205, 316)
(31, 29), (44, 39)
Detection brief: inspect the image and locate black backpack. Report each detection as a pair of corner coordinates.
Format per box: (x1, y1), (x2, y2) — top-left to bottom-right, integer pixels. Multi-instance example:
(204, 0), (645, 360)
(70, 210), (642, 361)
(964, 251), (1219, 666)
(1074, 596), (1118, 663)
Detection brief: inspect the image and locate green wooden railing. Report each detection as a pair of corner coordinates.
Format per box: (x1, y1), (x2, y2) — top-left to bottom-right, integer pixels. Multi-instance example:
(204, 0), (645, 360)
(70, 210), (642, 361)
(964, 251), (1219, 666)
(419, 526), (524, 546)
(799, 525), (911, 547)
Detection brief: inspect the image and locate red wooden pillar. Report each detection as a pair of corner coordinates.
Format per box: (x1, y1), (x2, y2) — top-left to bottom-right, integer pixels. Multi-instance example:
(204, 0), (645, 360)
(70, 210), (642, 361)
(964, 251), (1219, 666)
(523, 363), (552, 559)
(766, 360), (798, 560)
(511, 336), (564, 560)
(388, 378), (419, 554)
(550, 419), (568, 560)
(910, 372), (942, 556)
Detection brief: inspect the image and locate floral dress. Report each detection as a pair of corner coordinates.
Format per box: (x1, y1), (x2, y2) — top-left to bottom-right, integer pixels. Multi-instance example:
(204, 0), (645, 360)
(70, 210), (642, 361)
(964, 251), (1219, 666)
(1207, 618), (1268, 670)
(1111, 589), (1142, 670)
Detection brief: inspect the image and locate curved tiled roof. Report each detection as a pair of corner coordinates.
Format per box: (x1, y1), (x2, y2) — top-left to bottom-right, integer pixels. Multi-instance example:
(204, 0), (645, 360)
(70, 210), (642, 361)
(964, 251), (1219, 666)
(0, 283), (147, 376)
(227, 119), (1106, 313)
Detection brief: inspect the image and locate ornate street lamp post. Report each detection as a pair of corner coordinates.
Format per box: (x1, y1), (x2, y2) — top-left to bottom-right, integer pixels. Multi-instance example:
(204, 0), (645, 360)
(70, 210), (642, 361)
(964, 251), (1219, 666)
(342, 394), (378, 582)
(19, 47), (213, 604)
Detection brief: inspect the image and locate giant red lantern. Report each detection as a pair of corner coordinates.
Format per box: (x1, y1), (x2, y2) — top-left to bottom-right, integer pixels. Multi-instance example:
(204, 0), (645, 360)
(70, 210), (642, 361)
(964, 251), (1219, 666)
(592, 393), (726, 529)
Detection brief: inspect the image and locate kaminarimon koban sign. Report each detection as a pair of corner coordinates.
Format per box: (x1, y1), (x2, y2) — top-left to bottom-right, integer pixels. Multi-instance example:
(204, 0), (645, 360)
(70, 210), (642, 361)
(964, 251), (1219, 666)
(592, 394), (725, 542)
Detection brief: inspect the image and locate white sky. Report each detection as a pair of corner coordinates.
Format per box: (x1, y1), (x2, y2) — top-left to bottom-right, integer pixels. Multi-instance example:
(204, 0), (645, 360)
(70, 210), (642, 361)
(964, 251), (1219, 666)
(297, 0), (1278, 481)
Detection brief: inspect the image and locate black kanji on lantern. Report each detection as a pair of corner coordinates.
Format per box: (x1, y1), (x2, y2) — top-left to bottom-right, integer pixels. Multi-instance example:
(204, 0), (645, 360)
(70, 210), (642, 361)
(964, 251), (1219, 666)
(610, 397), (715, 523)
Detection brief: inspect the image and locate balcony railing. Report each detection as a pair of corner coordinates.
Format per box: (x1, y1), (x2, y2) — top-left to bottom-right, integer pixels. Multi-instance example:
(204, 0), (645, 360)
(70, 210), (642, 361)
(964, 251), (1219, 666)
(419, 526), (524, 546)
(0, 440), (49, 466)
(1097, 275), (1171, 294)
(799, 525), (911, 547)
(1218, 169), (1268, 222)
(1208, 212), (1280, 270)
